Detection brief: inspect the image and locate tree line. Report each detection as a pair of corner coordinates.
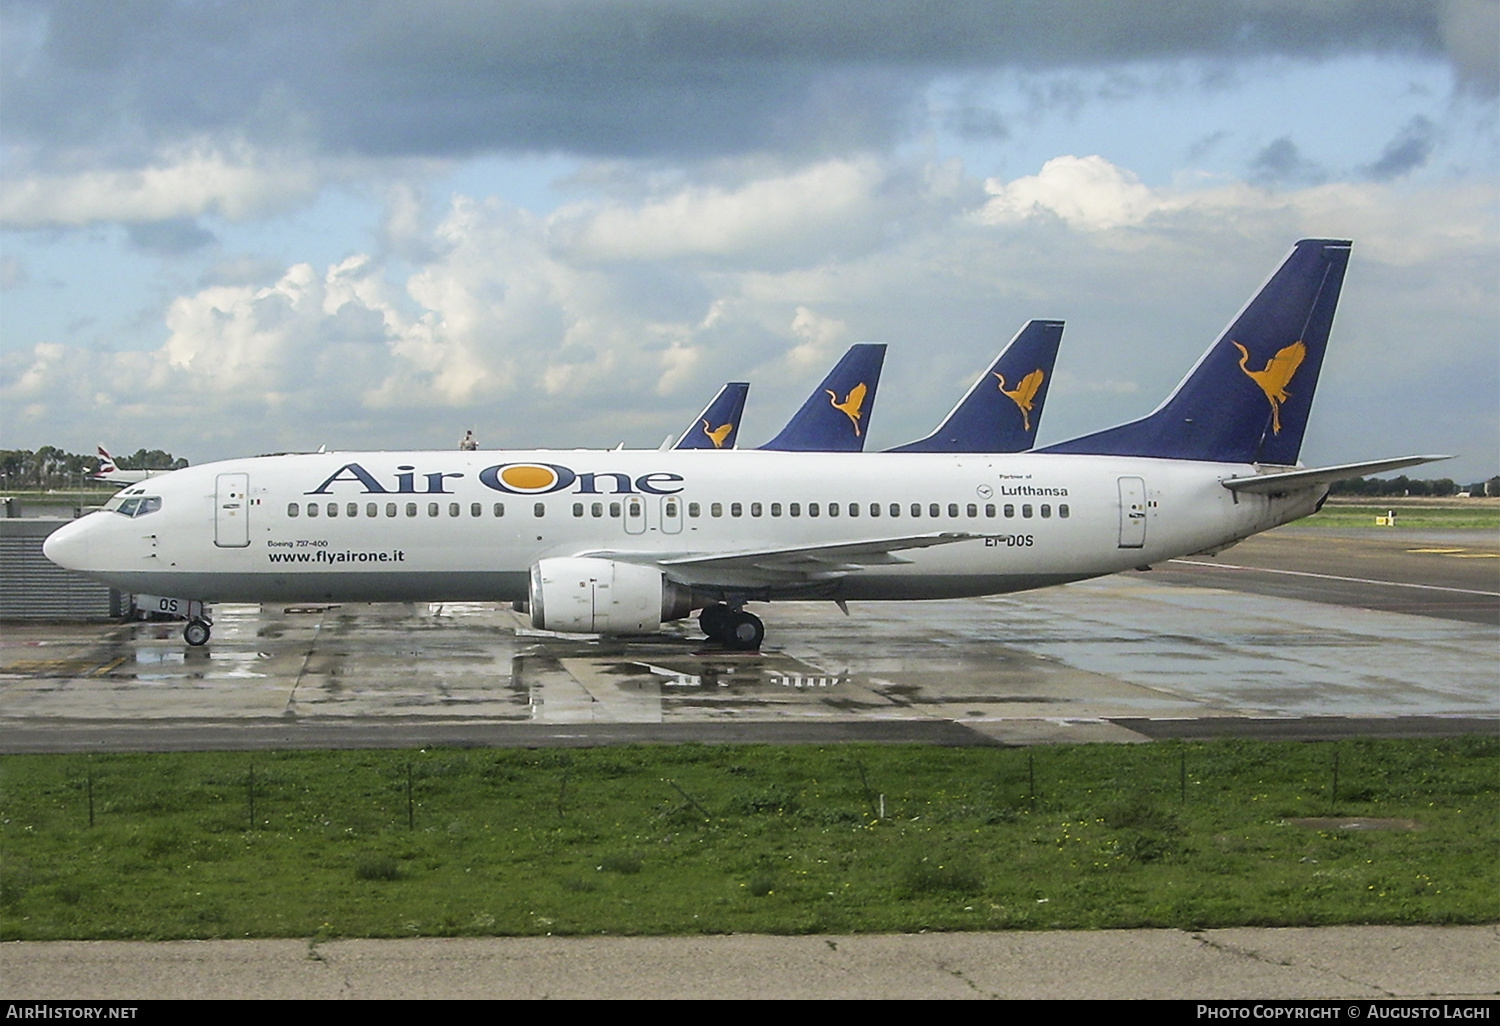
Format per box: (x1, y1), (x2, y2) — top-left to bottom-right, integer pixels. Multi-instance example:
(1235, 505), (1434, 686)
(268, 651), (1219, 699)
(0, 447), (188, 490)
(1330, 475), (1499, 497)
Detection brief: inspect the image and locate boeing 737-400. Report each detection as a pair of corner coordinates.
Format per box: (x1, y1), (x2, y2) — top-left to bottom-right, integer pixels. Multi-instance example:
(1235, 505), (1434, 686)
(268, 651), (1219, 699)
(45, 240), (1444, 650)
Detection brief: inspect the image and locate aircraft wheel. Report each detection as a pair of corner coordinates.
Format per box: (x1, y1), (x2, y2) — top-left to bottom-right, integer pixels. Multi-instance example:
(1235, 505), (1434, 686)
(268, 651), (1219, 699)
(723, 610), (764, 651)
(698, 604), (732, 641)
(183, 620), (211, 647)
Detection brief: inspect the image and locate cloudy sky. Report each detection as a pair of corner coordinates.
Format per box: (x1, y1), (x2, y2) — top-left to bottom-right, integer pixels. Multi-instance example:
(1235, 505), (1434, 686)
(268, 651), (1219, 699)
(2, 0), (1496, 481)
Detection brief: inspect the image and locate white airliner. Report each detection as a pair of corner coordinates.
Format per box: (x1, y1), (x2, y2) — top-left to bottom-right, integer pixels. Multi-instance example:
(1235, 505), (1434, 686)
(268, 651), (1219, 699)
(93, 446), (164, 485)
(46, 240), (1443, 649)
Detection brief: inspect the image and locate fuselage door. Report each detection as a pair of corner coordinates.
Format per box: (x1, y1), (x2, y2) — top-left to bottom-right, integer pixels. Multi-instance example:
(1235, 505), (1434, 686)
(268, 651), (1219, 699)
(1118, 476), (1146, 549)
(623, 495), (647, 535)
(215, 473), (251, 548)
(660, 496), (682, 535)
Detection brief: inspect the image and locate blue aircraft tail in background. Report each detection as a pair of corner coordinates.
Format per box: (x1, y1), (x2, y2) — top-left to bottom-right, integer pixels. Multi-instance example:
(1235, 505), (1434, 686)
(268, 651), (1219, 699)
(1040, 239), (1350, 465)
(673, 382), (750, 450)
(887, 319), (1064, 453)
(758, 343), (886, 452)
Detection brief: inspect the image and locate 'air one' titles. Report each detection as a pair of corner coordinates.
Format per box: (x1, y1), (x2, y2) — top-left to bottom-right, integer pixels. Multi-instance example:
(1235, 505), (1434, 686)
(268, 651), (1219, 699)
(306, 462), (686, 497)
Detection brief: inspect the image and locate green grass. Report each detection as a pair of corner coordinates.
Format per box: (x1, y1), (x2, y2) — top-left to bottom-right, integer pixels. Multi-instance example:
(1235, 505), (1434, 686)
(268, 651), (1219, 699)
(1, 739), (1494, 940)
(1303, 505), (1500, 531)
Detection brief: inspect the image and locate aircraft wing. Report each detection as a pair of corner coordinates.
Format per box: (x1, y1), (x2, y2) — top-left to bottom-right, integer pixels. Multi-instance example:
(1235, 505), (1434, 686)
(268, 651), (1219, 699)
(583, 531), (979, 587)
(1221, 455), (1451, 495)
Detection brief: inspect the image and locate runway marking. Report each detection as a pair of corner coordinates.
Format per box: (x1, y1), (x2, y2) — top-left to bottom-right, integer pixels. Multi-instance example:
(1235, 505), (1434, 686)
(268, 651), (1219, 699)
(1408, 547), (1466, 553)
(1167, 559), (1500, 597)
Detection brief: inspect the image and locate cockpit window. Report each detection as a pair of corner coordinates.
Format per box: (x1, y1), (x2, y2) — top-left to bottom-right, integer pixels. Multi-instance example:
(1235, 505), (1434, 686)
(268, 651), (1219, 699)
(111, 496), (162, 518)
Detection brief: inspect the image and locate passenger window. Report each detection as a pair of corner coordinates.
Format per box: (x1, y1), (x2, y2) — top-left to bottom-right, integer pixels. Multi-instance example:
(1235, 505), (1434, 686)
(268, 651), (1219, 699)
(665, 499), (678, 518)
(771, 503), (782, 517)
(688, 502), (700, 518)
(572, 502), (584, 517)
(347, 502), (358, 518)
(1022, 504), (1033, 518)
(967, 504), (977, 518)
(493, 503), (505, 517)
(427, 502), (439, 517)
(287, 502), (299, 518)
(327, 503), (338, 517)
(985, 504), (995, 517)
(592, 502), (603, 518)
(847, 503), (858, 517)
(889, 503), (900, 517)
(730, 502), (742, 517)
(828, 503), (839, 518)
(947, 503), (958, 518)
(911, 503), (921, 517)
(533, 502), (545, 518)
(1059, 504), (1070, 519)
(809, 503), (819, 517)
(929, 504), (940, 518)
(387, 503), (398, 517)
(750, 502), (762, 517)
(869, 503), (880, 517)
(471, 503), (482, 517)
(711, 502), (723, 518)
(609, 502), (621, 518)
(449, 502), (460, 517)
(368, 503), (379, 518)
(1004, 504), (1015, 518)
(406, 503), (417, 517)
(1041, 504), (1051, 518)
(307, 503), (319, 518)
(790, 503), (801, 517)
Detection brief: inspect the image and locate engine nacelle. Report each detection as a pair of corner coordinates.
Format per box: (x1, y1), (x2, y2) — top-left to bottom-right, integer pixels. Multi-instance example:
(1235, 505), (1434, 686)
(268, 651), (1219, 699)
(529, 557), (693, 634)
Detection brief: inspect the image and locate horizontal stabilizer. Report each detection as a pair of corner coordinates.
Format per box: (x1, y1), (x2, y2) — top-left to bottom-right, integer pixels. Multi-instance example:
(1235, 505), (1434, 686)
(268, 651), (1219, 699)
(1221, 455), (1451, 495)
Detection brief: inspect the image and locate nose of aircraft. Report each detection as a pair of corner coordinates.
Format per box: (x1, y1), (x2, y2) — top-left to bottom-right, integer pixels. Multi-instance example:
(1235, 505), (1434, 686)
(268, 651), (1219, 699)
(42, 517), (93, 571)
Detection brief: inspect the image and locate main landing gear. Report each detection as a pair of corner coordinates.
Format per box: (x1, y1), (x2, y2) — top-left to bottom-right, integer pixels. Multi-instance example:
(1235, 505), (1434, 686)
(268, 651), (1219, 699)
(697, 603), (764, 651)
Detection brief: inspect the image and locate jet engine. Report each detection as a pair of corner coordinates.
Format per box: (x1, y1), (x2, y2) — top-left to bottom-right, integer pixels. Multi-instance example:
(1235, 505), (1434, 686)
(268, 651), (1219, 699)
(529, 557), (693, 634)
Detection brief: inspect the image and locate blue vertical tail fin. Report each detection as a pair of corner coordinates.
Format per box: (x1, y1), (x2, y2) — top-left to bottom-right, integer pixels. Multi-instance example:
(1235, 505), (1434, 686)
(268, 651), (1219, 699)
(887, 319), (1063, 452)
(673, 382), (750, 450)
(758, 343), (886, 451)
(1040, 239), (1350, 464)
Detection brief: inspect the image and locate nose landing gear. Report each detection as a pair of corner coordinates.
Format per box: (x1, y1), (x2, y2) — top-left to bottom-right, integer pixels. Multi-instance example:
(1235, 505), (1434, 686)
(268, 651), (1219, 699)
(183, 618), (212, 647)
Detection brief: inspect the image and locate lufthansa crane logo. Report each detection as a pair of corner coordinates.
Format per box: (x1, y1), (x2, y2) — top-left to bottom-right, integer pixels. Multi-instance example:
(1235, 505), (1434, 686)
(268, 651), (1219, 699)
(826, 383), (869, 436)
(701, 420), (735, 448)
(1233, 341), (1305, 434)
(994, 369), (1046, 432)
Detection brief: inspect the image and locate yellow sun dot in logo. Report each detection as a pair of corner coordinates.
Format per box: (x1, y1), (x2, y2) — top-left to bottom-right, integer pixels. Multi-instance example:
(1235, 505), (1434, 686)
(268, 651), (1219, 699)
(499, 465), (557, 491)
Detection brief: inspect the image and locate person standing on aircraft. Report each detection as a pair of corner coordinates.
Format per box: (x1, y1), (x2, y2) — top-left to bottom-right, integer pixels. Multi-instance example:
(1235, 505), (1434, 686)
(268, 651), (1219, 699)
(459, 430), (478, 451)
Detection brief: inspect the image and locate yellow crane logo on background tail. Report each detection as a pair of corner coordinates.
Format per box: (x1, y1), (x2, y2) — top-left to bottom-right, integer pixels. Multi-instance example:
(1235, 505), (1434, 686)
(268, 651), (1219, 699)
(701, 420), (734, 449)
(993, 369), (1046, 433)
(826, 382), (869, 436)
(1233, 340), (1306, 434)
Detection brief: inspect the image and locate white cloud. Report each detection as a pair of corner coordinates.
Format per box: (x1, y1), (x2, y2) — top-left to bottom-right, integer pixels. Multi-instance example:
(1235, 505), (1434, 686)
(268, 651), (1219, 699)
(0, 142), (322, 228)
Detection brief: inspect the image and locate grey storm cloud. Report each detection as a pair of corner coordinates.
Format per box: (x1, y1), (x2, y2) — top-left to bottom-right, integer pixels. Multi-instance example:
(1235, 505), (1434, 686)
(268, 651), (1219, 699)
(1, 0), (1478, 167)
(1363, 115), (1439, 180)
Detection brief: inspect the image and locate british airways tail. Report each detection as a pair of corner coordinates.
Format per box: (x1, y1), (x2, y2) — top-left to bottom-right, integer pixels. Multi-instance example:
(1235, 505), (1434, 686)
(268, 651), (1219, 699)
(758, 343), (886, 451)
(1042, 239), (1351, 464)
(673, 382), (750, 450)
(887, 319), (1063, 453)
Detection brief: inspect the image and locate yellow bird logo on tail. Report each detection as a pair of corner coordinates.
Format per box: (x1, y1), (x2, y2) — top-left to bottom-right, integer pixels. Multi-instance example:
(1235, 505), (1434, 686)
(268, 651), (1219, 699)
(1233, 340), (1306, 434)
(701, 420), (735, 449)
(994, 369), (1046, 433)
(826, 382), (869, 436)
